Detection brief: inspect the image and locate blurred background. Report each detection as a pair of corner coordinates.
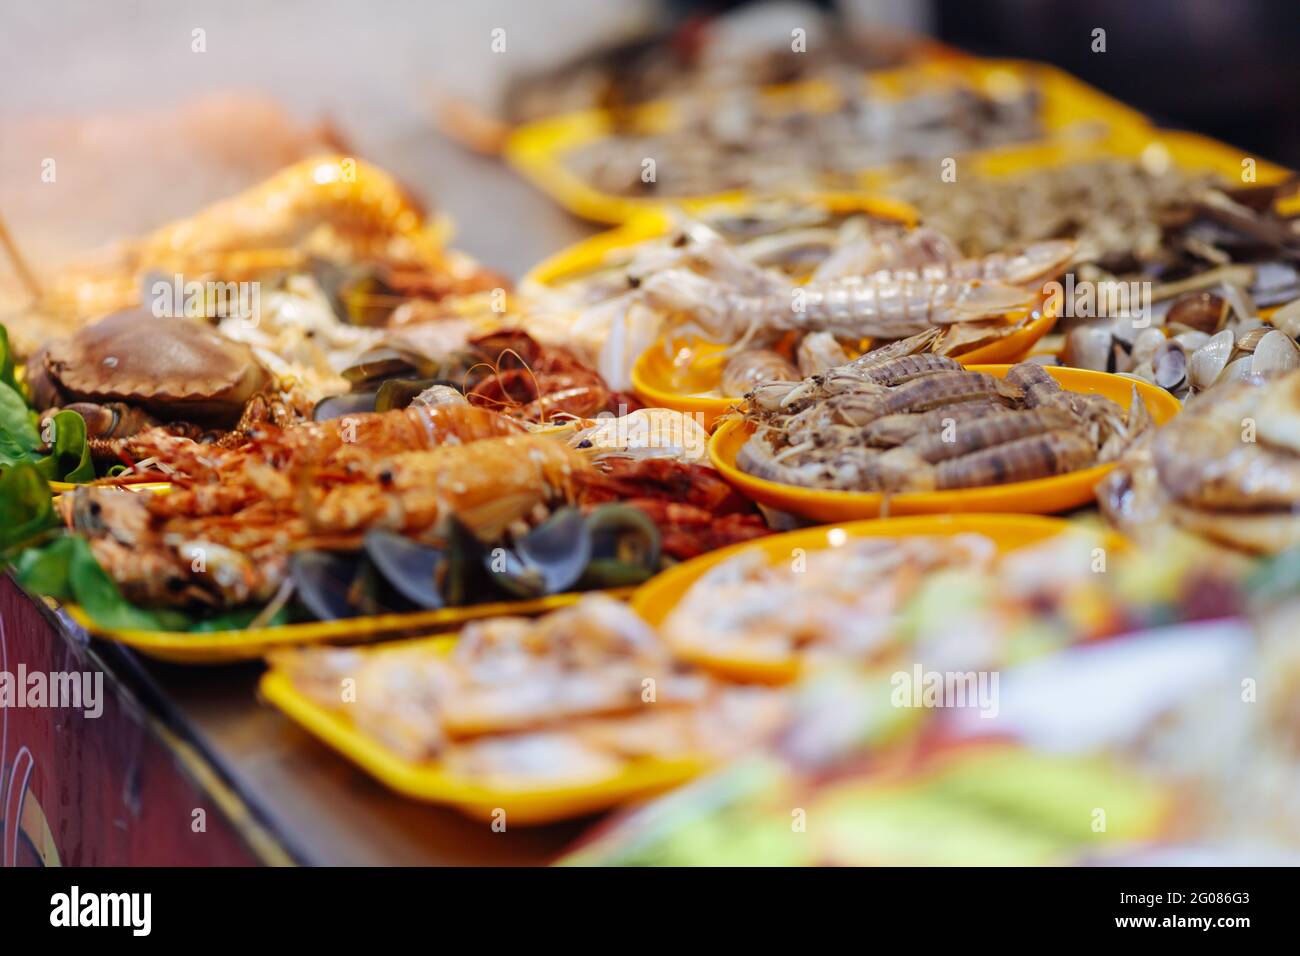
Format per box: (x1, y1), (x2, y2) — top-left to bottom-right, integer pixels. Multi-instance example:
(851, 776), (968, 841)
(2, 0), (1297, 277)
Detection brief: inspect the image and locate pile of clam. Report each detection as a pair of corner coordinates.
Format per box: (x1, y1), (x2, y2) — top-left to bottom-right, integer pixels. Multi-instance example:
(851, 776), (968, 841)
(1060, 288), (1300, 399)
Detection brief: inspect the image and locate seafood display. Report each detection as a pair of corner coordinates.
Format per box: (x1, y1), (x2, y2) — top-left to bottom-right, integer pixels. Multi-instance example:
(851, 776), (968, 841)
(27, 309), (313, 461)
(571, 530), (1287, 865)
(1058, 283), (1300, 399)
(493, 9), (917, 129)
(57, 408), (592, 611)
(528, 204), (1071, 392)
(326, 329), (642, 427)
(7, 156), (504, 350)
(1100, 367), (1300, 553)
(7, 23), (1300, 872)
(16, 392), (770, 628)
(561, 77), (1044, 200)
(736, 359), (1152, 493)
(267, 595), (786, 792)
(886, 155), (1300, 291)
(662, 533), (997, 671)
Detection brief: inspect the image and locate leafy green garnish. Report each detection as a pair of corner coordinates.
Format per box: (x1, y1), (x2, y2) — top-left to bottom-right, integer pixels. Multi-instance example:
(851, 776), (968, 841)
(0, 323), (94, 483)
(33, 410), (95, 483)
(0, 324), (19, 394)
(13, 533), (80, 596)
(0, 463), (58, 553)
(0, 379), (41, 469)
(190, 605), (293, 632)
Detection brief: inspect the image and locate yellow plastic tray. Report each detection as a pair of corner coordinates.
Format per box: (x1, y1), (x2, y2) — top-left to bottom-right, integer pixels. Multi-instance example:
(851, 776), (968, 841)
(505, 58), (1153, 224)
(259, 640), (706, 824)
(929, 127), (1294, 185)
(49, 479), (172, 495)
(66, 587), (635, 665)
(631, 296), (1060, 427)
(632, 513), (1127, 683)
(522, 192), (918, 290)
(708, 365), (1181, 523)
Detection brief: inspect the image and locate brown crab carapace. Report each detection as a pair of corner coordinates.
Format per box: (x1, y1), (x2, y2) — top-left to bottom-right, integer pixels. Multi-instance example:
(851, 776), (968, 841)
(29, 307), (301, 461)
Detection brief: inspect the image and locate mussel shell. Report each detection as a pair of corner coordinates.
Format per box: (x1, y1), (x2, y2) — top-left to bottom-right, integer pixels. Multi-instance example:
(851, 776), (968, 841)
(290, 551), (398, 621)
(363, 529), (445, 610)
(440, 518), (496, 605)
(579, 504), (661, 588)
(487, 507), (592, 599)
(313, 392), (378, 421)
(291, 551), (360, 620)
(342, 347), (438, 389)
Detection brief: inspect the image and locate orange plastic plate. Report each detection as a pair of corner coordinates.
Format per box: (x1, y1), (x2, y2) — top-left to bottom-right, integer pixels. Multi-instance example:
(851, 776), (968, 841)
(523, 192), (918, 291)
(708, 365), (1181, 522)
(65, 587), (635, 665)
(631, 513), (1127, 682)
(259, 639), (705, 824)
(631, 297), (1060, 427)
(506, 59), (1152, 224)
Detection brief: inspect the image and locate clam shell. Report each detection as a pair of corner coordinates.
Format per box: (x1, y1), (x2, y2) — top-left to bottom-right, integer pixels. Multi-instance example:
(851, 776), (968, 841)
(1216, 355), (1257, 386)
(1188, 330), (1233, 390)
(1235, 327), (1270, 353)
(1130, 327), (1167, 366)
(1171, 330), (1210, 353)
(412, 384), (469, 408)
(1152, 342), (1188, 390)
(1111, 342), (1133, 374)
(1251, 330), (1300, 377)
(1164, 292), (1226, 334)
(1063, 324), (1112, 372)
(1270, 297), (1300, 340)
(1109, 316), (1142, 348)
(1227, 316), (1265, 338)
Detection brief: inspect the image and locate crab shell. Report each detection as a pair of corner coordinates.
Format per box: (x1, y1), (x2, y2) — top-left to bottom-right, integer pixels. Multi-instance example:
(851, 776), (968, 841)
(41, 309), (271, 425)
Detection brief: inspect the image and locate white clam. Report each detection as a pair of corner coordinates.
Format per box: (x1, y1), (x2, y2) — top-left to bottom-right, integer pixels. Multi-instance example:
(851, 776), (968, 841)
(1064, 324), (1112, 372)
(1188, 329), (1233, 390)
(1130, 327), (1167, 367)
(1251, 330), (1300, 377)
(1171, 330), (1210, 353)
(1270, 297), (1300, 340)
(1152, 341), (1188, 390)
(1216, 355), (1257, 386)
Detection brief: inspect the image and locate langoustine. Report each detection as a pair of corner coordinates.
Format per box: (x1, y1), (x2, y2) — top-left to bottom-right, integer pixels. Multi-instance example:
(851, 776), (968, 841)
(62, 416), (589, 608)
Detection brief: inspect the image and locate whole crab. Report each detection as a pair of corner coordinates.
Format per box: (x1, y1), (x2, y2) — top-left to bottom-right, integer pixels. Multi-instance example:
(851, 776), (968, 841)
(27, 308), (301, 461)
